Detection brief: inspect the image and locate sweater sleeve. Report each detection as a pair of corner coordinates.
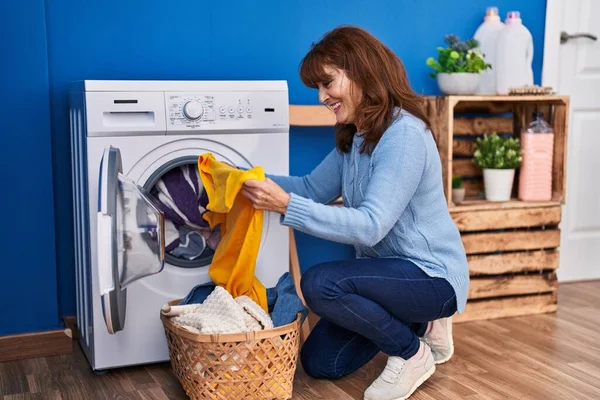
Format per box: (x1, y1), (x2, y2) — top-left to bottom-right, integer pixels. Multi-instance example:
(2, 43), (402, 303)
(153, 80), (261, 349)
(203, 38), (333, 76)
(266, 148), (342, 204)
(281, 126), (427, 247)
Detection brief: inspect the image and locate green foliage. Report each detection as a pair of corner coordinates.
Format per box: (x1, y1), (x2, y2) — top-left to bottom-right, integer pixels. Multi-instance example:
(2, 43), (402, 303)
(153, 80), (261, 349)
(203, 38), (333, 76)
(473, 133), (522, 169)
(426, 34), (492, 77)
(452, 176), (463, 189)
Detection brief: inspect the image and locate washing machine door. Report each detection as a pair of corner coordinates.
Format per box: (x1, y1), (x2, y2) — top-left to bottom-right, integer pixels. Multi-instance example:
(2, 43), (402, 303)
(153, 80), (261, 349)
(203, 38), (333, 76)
(97, 146), (165, 334)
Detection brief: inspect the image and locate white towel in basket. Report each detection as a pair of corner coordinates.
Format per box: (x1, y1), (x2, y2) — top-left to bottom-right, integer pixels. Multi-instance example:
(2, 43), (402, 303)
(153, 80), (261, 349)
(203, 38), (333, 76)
(171, 286), (273, 334)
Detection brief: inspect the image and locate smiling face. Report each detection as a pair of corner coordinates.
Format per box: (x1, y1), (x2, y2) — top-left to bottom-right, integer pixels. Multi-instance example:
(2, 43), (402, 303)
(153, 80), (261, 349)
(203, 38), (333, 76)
(317, 66), (362, 126)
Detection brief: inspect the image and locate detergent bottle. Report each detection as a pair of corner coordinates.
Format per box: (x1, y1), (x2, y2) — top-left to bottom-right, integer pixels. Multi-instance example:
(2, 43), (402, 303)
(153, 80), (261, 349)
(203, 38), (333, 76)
(518, 112), (554, 201)
(474, 6), (505, 94)
(495, 11), (534, 94)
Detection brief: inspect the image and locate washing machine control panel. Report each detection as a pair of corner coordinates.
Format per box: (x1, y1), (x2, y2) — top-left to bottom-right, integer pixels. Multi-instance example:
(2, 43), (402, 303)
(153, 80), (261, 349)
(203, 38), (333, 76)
(165, 91), (287, 132)
(167, 94), (217, 127)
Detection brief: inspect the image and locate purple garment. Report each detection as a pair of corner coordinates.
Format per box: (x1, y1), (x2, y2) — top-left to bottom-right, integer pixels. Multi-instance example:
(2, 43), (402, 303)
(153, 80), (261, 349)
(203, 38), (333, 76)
(160, 166), (208, 228)
(150, 186), (187, 227)
(150, 164), (221, 259)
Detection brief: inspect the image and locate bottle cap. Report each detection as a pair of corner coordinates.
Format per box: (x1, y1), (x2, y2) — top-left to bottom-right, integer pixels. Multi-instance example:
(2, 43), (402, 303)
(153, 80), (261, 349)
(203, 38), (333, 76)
(484, 7), (501, 21)
(486, 7), (499, 17)
(532, 111), (544, 119)
(506, 11), (521, 22)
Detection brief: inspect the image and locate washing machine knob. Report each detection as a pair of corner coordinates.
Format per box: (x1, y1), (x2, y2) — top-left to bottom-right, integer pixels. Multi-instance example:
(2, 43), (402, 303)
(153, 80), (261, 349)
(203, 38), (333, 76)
(182, 100), (204, 120)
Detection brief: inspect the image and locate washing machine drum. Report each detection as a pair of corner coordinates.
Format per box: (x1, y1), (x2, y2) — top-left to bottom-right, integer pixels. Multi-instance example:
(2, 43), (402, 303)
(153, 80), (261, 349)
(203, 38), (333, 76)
(143, 155), (241, 269)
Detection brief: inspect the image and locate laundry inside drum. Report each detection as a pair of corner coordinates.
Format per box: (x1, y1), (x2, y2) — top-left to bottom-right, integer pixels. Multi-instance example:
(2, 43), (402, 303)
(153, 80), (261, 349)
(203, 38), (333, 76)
(147, 162), (221, 269)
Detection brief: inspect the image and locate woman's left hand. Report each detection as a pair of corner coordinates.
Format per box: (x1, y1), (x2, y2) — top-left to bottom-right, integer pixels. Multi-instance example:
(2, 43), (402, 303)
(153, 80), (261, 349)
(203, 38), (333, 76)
(242, 178), (290, 215)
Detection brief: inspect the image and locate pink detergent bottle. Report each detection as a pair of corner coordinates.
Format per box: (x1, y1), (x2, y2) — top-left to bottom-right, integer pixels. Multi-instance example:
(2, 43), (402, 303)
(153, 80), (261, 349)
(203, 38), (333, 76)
(518, 112), (554, 201)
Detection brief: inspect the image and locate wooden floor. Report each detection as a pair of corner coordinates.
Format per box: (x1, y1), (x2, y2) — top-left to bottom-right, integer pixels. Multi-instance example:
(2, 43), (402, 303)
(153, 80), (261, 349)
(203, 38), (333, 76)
(1, 280), (599, 400)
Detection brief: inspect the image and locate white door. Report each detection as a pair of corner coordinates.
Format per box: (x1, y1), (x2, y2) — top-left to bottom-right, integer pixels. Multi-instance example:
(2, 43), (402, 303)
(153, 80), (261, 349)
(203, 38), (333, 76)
(544, 0), (600, 281)
(97, 146), (166, 333)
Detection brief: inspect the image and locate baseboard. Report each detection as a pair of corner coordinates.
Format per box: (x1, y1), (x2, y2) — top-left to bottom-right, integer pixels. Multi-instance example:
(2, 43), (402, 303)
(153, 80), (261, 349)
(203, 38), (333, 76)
(0, 328), (73, 363)
(63, 316), (78, 340)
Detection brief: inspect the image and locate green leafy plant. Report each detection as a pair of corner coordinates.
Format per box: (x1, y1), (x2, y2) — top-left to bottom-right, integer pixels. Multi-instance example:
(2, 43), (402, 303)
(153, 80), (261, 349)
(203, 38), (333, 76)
(426, 34), (492, 77)
(473, 133), (522, 169)
(452, 176), (463, 189)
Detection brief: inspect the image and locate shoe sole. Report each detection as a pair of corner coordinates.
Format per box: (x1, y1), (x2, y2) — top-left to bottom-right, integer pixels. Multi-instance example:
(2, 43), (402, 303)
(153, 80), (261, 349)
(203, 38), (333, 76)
(364, 364), (437, 400)
(434, 318), (454, 365)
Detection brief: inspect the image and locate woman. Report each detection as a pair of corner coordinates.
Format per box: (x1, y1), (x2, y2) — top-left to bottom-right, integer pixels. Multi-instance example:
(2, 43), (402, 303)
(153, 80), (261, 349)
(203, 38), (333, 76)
(242, 25), (469, 400)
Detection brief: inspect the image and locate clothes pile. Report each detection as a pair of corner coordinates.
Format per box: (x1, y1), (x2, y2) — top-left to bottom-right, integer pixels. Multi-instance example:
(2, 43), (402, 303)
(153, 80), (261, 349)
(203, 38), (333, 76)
(161, 285), (273, 334)
(160, 154), (307, 335)
(174, 271), (307, 331)
(150, 164), (221, 261)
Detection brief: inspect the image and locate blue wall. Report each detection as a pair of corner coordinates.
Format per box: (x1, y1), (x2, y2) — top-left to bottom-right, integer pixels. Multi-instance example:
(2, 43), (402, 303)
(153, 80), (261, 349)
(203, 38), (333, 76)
(0, 1), (60, 334)
(1, 0), (547, 333)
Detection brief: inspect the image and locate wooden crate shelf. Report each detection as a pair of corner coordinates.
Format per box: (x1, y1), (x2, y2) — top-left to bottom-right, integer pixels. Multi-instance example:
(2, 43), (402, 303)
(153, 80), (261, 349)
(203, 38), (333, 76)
(454, 202), (561, 323)
(425, 95), (569, 208)
(426, 94), (569, 323)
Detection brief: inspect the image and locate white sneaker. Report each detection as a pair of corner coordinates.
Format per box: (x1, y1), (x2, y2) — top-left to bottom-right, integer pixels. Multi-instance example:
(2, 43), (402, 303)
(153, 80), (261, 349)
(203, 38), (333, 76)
(421, 317), (454, 364)
(363, 343), (435, 400)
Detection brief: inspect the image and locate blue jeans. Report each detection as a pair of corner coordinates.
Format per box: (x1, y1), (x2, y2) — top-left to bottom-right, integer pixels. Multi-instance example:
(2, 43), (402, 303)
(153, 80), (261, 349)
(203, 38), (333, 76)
(299, 258), (457, 379)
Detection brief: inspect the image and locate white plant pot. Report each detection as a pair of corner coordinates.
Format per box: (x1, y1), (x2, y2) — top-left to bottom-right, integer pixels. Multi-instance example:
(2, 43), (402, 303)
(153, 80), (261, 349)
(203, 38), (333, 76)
(452, 188), (466, 204)
(437, 73), (481, 95)
(483, 169), (515, 202)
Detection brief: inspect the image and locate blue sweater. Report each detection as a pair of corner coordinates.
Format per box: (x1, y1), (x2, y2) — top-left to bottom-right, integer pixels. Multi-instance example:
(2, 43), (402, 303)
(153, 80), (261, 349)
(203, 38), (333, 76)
(270, 109), (470, 313)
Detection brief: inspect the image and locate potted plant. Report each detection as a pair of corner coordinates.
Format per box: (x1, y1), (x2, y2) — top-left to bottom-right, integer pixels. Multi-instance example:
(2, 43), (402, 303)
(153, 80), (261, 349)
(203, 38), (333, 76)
(452, 176), (466, 204)
(426, 35), (492, 95)
(473, 133), (522, 202)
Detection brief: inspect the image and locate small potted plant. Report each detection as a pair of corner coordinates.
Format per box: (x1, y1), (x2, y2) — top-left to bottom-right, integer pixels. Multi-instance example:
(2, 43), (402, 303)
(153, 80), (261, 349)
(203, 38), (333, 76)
(452, 176), (466, 204)
(426, 34), (492, 95)
(473, 133), (522, 202)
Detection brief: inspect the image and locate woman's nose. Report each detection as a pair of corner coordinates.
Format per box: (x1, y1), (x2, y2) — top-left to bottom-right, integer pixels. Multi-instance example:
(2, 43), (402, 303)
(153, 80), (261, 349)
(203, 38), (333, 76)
(318, 88), (328, 105)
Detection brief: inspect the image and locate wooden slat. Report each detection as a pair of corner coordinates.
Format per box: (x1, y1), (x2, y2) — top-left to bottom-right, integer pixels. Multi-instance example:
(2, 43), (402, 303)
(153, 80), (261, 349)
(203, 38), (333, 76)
(289, 229), (312, 345)
(454, 117), (513, 135)
(454, 101), (513, 113)
(468, 250), (559, 275)
(453, 292), (558, 323)
(0, 329), (72, 363)
(468, 272), (557, 300)
(289, 105), (335, 126)
(552, 102), (569, 203)
(451, 95), (569, 103)
(453, 159), (481, 177)
(452, 206), (561, 231)
(449, 197), (562, 212)
(461, 229), (561, 254)
(426, 97), (452, 205)
(453, 139), (477, 156)
(463, 179), (483, 197)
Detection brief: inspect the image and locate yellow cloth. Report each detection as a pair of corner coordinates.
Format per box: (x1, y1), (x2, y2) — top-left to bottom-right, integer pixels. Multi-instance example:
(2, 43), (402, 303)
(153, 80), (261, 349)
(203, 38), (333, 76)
(198, 153), (268, 312)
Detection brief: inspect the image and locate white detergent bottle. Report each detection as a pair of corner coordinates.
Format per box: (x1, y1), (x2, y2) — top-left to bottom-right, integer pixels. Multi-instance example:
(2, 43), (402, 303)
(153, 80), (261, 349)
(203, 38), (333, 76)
(495, 11), (534, 94)
(474, 6), (505, 94)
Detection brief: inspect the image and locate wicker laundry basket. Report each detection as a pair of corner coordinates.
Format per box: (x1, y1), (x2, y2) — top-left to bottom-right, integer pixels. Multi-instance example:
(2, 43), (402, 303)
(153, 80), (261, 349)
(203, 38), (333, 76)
(160, 300), (301, 400)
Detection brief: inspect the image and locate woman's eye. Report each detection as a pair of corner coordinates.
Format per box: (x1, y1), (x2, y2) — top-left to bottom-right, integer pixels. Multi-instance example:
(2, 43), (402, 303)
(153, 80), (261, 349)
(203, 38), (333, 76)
(323, 81), (332, 88)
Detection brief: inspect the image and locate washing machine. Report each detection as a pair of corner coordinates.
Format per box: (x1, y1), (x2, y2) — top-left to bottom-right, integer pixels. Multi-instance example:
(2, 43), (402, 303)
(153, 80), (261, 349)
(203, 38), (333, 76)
(68, 80), (290, 371)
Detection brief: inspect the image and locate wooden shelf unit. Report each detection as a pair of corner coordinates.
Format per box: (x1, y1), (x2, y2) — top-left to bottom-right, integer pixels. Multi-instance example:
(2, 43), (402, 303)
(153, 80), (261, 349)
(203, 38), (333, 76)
(426, 94), (570, 323)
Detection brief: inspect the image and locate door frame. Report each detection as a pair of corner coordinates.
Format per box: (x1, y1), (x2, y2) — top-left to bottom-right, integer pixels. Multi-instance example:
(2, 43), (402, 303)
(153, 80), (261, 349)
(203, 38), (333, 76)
(542, 0), (564, 88)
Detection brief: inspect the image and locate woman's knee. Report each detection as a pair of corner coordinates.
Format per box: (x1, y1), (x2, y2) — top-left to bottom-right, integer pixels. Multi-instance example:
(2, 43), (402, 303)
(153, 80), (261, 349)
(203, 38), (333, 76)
(300, 342), (346, 379)
(300, 265), (324, 308)
(301, 261), (347, 314)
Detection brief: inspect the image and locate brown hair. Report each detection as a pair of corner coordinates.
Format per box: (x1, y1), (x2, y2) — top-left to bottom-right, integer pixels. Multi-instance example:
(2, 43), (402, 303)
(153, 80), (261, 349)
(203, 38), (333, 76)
(299, 25), (431, 154)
